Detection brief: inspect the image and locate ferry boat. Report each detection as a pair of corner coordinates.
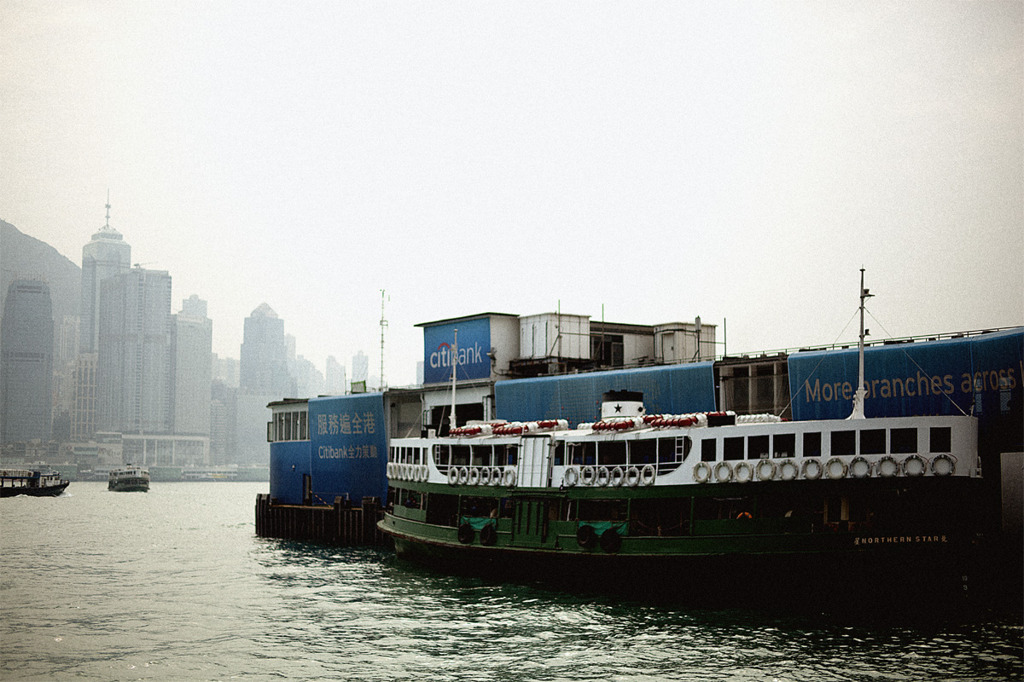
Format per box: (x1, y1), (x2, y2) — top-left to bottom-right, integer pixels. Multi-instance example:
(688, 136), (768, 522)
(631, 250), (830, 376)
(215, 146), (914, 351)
(379, 274), (985, 604)
(0, 469), (70, 497)
(108, 465), (150, 492)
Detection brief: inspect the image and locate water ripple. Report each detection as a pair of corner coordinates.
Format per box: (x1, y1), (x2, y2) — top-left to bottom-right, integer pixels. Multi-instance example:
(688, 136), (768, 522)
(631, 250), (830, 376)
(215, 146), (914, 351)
(2, 483), (1021, 681)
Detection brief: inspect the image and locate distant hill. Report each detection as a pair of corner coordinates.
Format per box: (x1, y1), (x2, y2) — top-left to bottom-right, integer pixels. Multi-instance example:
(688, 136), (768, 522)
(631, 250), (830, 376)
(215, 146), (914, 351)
(0, 220), (81, 331)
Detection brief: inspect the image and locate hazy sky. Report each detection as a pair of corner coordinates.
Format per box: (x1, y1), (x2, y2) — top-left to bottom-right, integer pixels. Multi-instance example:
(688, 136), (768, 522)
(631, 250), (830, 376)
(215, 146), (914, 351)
(2, 1), (1021, 386)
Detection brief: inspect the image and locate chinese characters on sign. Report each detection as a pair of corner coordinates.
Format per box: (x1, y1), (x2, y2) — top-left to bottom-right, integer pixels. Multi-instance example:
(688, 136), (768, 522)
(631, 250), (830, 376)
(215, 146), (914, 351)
(316, 411), (377, 437)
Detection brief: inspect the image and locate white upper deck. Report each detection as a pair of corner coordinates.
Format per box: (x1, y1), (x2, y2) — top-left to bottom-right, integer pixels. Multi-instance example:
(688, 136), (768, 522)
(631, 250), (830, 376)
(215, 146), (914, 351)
(388, 411), (980, 490)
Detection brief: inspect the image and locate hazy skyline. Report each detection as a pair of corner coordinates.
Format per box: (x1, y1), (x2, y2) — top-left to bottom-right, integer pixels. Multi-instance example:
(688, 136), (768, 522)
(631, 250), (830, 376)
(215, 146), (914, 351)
(2, 2), (1021, 386)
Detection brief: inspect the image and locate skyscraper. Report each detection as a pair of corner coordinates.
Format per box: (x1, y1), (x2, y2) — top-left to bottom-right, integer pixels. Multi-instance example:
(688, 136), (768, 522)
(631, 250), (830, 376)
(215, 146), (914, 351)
(97, 267), (172, 434)
(237, 303), (295, 465)
(240, 303), (294, 397)
(1, 280), (54, 444)
(79, 197), (130, 353)
(171, 295), (212, 435)
(352, 350), (369, 384)
(325, 355), (347, 395)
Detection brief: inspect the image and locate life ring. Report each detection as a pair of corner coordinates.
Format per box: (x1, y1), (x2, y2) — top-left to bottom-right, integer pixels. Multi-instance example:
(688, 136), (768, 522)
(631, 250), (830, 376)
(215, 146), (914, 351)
(736, 511), (752, 520)
(756, 459), (777, 481)
(640, 464), (656, 486)
(932, 454), (955, 476)
(421, 465), (430, 482)
(713, 461), (733, 483)
(576, 524), (597, 549)
(480, 524), (497, 546)
(386, 462), (394, 478)
(502, 467), (517, 487)
(457, 523), (474, 544)
(877, 456), (898, 478)
(609, 466), (625, 487)
(779, 459), (799, 481)
(580, 466), (596, 486)
(693, 462), (712, 483)
(825, 457), (847, 480)
(596, 466), (611, 487)
(600, 528), (622, 553)
(467, 467), (481, 486)
(625, 466), (642, 487)
(849, 456), (871, 478)
(490, 467), (504, 486)
(563, 466), (579, 487)
(478, 467), (491, 486)
(447, 467), (459, 485)
(458, 466), (470, 485)
(902, 454), (927, 477)
(734, 462), (754, 483)
(801, 459), (823, 480)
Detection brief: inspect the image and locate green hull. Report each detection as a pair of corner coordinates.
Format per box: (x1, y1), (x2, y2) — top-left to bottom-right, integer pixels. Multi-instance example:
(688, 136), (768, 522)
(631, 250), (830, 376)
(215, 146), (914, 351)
(109, 478), (149, 492)
(380, 476), (980, 606)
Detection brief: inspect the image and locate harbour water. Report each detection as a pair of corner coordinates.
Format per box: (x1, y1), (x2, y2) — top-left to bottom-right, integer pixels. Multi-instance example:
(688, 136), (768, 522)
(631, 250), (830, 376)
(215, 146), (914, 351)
(2, 482), (1020, 681)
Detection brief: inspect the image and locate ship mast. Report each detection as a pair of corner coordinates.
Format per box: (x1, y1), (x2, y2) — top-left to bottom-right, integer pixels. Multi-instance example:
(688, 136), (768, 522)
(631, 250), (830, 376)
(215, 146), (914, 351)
(449, 328), (458, 434)
(848, 268), (872, 419)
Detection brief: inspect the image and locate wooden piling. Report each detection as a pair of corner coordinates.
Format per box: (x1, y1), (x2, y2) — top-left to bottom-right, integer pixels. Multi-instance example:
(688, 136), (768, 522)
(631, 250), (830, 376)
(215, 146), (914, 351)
(255, 493), (389, 547)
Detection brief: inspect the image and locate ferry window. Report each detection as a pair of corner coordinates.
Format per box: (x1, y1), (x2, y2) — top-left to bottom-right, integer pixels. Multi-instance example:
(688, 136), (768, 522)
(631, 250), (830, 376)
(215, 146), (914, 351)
(773, 433), (795, 458)
(506, 446), (519, 466)
(600, 441), (627, 466)
(803, 432), (821, 458)
(553, 441), (565, 466)
(930, 427), (951, 453)
(724, 437), (744, 461)
(581, 442), (596, 466)
(831, 431), (855, 457)
(860, 429), (886, 455)
(748, 435), (769, 460)
(567, 443), (583, 465)
(451, 445), (471, 466)
(701, 439), (717, 462)
(299, 411), (307, 440)
(891, 428), (916, 453)
(579, 499), (628, 522)
(266, 421), (273, 442)
(425, 493), (459, 526)
(471, 445), (490, 466)
(631, 439), (656, 465)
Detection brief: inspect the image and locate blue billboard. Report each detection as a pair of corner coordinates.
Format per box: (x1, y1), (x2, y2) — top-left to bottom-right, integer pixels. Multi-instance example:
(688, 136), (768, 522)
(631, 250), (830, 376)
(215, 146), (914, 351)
(495, 362), (717, 427)
(423, 316), (491, 384)
(787, 328), (1023, 429)
(306, 393), (388, 504)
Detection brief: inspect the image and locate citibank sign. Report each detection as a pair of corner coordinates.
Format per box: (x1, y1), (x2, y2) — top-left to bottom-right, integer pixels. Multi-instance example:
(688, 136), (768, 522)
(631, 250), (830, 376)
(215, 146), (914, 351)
(423, 318), (491, 384)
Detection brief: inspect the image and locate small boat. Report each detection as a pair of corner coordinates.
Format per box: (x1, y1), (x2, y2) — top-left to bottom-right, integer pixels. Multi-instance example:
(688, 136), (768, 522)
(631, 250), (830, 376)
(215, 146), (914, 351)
(0, 469), (70, 497)
(108, 465), (150, 492)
